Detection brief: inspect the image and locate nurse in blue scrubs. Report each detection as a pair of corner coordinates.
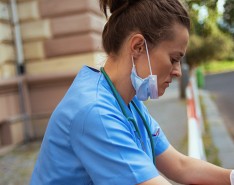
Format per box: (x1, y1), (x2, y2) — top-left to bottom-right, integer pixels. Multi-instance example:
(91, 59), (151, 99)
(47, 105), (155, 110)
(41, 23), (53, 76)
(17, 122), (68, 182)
(30, 0), (233, 184)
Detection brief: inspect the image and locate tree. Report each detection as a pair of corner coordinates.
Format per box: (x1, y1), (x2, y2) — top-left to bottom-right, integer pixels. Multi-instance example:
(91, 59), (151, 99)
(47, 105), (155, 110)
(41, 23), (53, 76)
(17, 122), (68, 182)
(184, 0), (234, 68)
(178, 0), (233, 98)
(223, 0), (234, 30)
(220, 0), (234, 60)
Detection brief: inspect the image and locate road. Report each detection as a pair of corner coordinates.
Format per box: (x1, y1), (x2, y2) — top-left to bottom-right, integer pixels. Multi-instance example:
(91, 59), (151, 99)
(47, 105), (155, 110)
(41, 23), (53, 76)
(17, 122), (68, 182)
(204, 71), (234, 140)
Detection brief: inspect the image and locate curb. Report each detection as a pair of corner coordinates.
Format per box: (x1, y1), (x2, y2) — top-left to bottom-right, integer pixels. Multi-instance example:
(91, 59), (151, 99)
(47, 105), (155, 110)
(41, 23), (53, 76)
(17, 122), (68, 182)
(186, 75), (206, 160)
(200, 90), (234, 169)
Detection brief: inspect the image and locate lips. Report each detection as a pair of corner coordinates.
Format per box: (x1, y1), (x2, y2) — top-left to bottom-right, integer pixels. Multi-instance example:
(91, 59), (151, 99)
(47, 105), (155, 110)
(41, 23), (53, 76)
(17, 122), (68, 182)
(164, 80), (171, 87)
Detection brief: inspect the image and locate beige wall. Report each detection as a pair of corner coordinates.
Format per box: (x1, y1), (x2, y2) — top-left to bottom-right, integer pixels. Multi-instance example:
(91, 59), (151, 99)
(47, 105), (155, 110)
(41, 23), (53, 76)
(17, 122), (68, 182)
(0, 0), (106, 147)
(0, 0), (105, 78)
(0, 1), (16, 79)
(19, 0), (105, 75)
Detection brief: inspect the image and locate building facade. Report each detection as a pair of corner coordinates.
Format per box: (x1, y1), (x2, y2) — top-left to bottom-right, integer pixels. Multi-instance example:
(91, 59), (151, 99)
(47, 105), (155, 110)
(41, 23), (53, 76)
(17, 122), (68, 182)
(0, 0), (105, 148)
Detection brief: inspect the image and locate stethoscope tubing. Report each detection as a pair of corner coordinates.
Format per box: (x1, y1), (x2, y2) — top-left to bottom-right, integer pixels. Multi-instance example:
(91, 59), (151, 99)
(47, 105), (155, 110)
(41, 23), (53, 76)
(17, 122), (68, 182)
(100, 67), (156, 165)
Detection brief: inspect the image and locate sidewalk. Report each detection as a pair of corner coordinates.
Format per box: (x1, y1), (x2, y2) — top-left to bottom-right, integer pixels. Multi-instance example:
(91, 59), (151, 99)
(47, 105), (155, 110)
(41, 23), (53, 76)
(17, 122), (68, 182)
(201, 90), (234, 168)
(0, 141), (40, 185)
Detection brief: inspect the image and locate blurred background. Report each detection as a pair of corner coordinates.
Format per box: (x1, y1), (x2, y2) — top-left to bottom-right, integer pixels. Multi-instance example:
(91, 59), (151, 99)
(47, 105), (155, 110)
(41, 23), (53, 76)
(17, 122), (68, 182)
(0, 0), (233, 184)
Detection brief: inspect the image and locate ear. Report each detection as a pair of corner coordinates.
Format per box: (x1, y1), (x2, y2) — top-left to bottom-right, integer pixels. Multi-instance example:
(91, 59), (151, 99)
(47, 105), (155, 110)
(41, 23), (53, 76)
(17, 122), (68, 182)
(130, 34), (145, 58)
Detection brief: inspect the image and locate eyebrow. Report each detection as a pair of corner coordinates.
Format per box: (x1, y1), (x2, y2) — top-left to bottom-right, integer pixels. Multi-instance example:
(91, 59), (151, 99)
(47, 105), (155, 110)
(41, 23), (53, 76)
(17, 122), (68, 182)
(172, 52), (184, 58)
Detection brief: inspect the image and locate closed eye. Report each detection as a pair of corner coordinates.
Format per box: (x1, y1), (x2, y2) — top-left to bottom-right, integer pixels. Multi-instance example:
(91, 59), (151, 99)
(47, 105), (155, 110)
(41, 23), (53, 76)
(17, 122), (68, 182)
(171, 58), (180, 64)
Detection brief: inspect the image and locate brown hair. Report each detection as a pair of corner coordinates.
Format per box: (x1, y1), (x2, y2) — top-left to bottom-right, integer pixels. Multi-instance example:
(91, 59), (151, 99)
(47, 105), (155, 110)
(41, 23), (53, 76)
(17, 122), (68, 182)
(99, 0), (190, 54)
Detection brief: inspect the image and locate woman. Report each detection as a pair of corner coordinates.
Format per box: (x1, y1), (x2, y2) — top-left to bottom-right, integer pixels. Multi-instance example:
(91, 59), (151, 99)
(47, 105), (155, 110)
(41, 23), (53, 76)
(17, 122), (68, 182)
(30, 0), (234, 184)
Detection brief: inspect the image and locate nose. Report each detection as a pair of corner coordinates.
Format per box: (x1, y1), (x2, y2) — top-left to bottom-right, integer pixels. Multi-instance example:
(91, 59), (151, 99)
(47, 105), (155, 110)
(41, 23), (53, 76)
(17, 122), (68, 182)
(171, 63), (182, 78)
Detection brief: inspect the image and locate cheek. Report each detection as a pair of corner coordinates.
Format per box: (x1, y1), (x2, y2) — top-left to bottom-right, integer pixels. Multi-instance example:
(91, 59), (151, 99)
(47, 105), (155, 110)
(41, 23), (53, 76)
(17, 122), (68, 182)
(156, 63), (172, 81)
(152, 55), (172, 75)
(156, 63), (172, 93)
(151, 52), (172, 82)
(136, 55), (151, 78)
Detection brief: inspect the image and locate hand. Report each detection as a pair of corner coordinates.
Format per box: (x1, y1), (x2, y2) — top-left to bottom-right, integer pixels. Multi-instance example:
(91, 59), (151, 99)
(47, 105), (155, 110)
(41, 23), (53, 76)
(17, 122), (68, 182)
(231, 170), (234, 185)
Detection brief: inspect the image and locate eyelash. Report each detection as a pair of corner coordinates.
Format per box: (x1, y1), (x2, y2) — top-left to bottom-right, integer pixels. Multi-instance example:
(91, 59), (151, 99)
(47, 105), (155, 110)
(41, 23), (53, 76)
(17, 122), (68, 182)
(171, 58), (179, 64)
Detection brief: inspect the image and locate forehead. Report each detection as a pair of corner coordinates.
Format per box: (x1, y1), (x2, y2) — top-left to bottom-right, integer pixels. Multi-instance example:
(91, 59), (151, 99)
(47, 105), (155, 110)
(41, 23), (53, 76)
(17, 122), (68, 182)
(153, 24), (189, 55)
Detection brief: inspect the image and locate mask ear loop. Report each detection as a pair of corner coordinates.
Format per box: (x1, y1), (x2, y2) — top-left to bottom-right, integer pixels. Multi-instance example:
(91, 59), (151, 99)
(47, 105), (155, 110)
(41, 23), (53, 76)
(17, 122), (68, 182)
(131, 55), (135, 67)
(131, 55), (139, 75)
(144, 39), (153, 76)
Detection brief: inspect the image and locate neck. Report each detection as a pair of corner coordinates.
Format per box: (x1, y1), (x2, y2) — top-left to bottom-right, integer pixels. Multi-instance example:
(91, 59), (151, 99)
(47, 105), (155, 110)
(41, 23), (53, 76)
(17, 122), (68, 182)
(103, 56), (135, 105)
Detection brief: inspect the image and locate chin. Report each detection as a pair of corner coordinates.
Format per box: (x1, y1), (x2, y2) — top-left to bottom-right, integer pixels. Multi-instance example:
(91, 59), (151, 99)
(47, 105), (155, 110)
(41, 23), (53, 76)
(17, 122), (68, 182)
(158, 92), (164, 97)
(158, 89), (166, 96)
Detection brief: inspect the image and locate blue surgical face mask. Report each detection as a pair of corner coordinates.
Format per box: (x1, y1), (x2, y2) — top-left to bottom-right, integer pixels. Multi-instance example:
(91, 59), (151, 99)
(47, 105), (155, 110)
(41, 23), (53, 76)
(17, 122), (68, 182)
(131, 40), (158, 101)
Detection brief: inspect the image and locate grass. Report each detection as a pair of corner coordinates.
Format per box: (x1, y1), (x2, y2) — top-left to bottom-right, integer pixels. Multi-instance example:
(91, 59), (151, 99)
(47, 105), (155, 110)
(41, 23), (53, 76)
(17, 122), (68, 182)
(201, 60), (234, 74)
(199, 96), (221, 166)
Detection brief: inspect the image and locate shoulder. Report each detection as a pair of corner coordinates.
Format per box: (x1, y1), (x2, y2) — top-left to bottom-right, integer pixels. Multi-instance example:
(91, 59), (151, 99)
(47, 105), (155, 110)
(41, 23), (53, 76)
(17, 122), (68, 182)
(66, 66), (129, 134)
(47, 66), (122, 134)
(71, 96), (129, 136)
(53, 66), (118, 118)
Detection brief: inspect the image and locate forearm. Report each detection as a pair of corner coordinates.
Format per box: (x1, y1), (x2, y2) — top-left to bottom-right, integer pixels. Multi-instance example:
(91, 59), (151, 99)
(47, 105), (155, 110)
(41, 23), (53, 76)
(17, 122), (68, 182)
(156, 146), (232, 185)
(182, 156), (232, 185)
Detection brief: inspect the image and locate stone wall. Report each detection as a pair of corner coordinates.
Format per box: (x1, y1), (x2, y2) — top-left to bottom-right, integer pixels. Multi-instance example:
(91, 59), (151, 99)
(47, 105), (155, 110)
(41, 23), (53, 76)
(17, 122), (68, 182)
(0, 0), (106, 147)
(0, 0), (16, 79)
(19, 0), (105, 75)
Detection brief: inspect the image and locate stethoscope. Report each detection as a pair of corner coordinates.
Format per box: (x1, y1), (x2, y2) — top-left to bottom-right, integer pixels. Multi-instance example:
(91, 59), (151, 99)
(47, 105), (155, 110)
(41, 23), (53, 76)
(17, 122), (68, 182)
(100, 67), (156, 165)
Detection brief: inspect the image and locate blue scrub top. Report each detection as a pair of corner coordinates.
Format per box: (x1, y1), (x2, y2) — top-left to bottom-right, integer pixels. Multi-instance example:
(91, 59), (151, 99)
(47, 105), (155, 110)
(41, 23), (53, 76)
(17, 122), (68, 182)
(30, 66), (170, 185)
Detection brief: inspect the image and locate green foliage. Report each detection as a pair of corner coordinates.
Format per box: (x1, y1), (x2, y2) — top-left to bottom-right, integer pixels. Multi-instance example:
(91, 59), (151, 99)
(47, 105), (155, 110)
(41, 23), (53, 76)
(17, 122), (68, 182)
(186, 0), (218, 9)
(186, 32), (233, 67)
(202, 60), (234, 74)
(184, 0), (234, 68)
(223, 0), (234, 28)
(186, 34), (203, 67)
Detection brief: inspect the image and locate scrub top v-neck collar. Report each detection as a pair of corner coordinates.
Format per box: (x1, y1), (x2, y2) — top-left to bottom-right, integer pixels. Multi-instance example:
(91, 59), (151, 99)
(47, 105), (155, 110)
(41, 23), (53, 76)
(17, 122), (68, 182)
(100, 69), (133, 119)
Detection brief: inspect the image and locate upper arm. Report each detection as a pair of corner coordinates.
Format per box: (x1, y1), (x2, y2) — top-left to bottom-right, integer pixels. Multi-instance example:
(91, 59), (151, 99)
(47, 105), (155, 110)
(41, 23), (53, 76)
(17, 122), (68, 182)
(70, 104), (159, 185)
(139, 102), (170, 156)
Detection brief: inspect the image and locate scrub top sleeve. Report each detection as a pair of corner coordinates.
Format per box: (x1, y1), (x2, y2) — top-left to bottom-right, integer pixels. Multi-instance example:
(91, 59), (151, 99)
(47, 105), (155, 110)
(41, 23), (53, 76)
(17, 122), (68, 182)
(148, 115), (170, 156)
(70, 104), (159, 185)
(137, 101), (170, 157)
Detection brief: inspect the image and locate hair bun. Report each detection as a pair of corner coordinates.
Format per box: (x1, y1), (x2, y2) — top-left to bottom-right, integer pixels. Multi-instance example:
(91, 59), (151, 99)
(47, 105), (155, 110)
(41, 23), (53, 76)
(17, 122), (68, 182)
(128, 0), (137, 5)
(100, 0), (138, 18)
(109, 0), (127, 13)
